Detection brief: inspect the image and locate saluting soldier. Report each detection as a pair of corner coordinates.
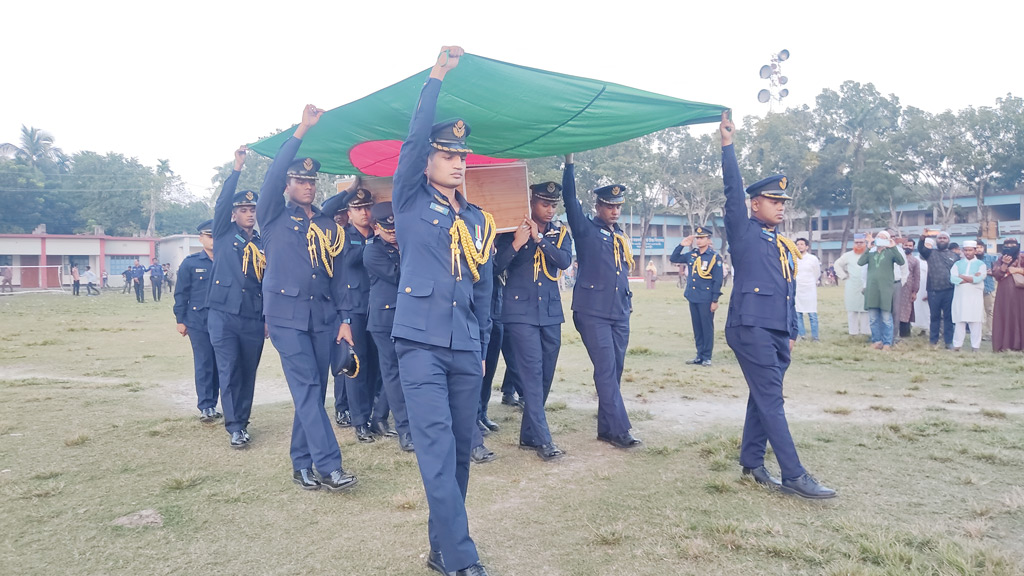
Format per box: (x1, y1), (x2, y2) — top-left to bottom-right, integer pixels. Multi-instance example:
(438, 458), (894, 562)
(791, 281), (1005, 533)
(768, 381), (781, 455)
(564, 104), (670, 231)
(392, 46), (495, 576)
(494, 180), (573, 461)
(362, 201), (413, 452)
(172, 219), (220, 422)
(207, 146), (265, 449)
(561, 153), (642, 449)
(257, 105), (357, 493)
(719, 111), (836, 499)
(670, 226), (724, 366)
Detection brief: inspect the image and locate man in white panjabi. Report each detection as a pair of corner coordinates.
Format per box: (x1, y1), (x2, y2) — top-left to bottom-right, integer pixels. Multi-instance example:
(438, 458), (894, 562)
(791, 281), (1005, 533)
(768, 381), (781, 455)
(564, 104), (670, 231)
(950, 240), (986, 352)
(834, 234), (870, 335)
(913, 256), (930, 331)
(794, 238), (820, 341)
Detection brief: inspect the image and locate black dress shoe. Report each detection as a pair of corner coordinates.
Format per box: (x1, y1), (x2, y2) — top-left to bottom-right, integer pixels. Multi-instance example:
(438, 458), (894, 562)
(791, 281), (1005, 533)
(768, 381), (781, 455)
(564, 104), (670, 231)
(453, 562), (490, 576)
(292, 468), (321, 490)
(240, 428), (251, 442)
(470, 444), (497, 464)
(399, 433), (415, 452)
(536, 443), (565, 461)
(781, 473), (837, 499)
(479, 417), (500, 432)
(319, 469), (358, 492)
(369, 420), (398, 438)
(597, 432), (643, 449)
(500, 394), (518, 406)
(335, 409), (352, 428)
(476, 420), (491, 436)
(199, 407), (220, 423)
(426, 549), (446, 574)
(742, 465), (781, 487)
(685, 357), (702, 365)
(354, 425), (375, 443)
(229, 430), (249, 449)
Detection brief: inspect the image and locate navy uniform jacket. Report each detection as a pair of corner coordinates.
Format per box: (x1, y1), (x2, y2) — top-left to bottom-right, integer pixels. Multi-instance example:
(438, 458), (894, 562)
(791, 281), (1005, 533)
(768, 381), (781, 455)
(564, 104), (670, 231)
(561, 164), (632, 320)
(391, 78), (493, 355)
(363, 235), (401, 333)
(131, 264), (147, 282)
(173, 251), (213, 331)
(670, 246), (724, 304)
(722, 145), (798, 340)
(494, 221), (572, 326)
(209, 169), (263, 319)
(149, 264), (165, 281)
(335, 224), (372, 318)
(257, 137), (342, 332)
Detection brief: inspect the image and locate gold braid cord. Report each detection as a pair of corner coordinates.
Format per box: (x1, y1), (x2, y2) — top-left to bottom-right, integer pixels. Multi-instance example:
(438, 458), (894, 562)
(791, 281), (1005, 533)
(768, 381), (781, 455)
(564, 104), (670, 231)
(533, 226), (569, 282)
(613, 231), (635, 272)
(776, 234), (802, 281)
(693, 253), (717, 280)
(242, 243), (266, 282)
(306, 222), (345, 277)
(448, 211), (497, 282)
(346, 352), (360, 379)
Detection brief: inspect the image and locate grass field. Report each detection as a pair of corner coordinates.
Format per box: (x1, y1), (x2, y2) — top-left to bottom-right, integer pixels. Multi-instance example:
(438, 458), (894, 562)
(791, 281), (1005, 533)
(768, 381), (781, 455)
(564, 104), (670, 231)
(2, 284), (1023, 575)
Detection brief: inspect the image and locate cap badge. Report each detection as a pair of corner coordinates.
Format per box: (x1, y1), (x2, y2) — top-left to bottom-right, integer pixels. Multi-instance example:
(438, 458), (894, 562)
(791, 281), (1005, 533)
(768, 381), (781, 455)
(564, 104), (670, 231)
(245, 191), (254, 201)
(303, 158), (313, 171)
(780, 176), (788, 190)
(453, 120), (466, 138)
(547, 182), (557, 193)
(612, 186), (621, 196)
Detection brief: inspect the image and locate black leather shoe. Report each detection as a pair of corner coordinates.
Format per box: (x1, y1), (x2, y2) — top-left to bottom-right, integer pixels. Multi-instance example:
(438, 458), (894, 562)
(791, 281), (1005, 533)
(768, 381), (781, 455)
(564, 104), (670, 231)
(479, 417), (500, 432)
(470, 444), (497, 464)
(685, 357), (702, 365)
(536, 443), (565, 461)
(199, 407), (221, 423)
(292, 468), (321, 490)
(240, 428), (251, 442)
(319, 469), (358, 492)
(742, 465), (781, 487)
(476, 420), (492, 436)
(426, 549), (446, 574)
(354, 425), (375, 443)
(597, 432), (643, 449)
(370, 420), (398, 438)
(399, 432), (415, 452)
(335, 409), (352, 428)
(781, 473), (837, 499)
(453, 562), (490, 576)
(229, 430), (249, 449)
(700, 359), (712, 367)
(500, 394), (518, 406)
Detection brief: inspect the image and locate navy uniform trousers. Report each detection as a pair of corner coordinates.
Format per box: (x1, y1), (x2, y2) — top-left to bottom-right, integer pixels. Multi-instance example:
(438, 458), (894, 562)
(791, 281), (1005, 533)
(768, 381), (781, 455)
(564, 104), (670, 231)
(726, 325), (804, 480)
(396, 338), (482, 565)
(208, 311), (264, 434)
(371, 331), (409, 437)
(504, 322), (560, 445)
(690, 302), (715, 361)
(189, 329), (219, 411)
(573, 312), (632, 437)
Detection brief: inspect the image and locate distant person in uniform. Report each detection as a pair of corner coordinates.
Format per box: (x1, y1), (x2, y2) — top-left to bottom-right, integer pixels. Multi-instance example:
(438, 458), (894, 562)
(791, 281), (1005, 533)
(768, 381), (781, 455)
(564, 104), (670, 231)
(670, 226), (724, 366)
(208, 146), (265, 449)
(121, 267), (132, 294)
(391, 46), (495, 576)
(257, 104), (357, 493)
(719, 110), (836, 499)
(362, 201), (414, 452)
(148, 257), (165, 302)
(131, 259), (147, 303)
(173, 219), (221, 422)
(494, 179), (573, 461)
(561, 153), (642, 450)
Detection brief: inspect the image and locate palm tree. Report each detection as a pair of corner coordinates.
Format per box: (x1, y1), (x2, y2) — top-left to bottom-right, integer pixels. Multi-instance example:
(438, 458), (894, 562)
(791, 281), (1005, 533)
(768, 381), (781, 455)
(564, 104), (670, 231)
(0, 125), (72, 172)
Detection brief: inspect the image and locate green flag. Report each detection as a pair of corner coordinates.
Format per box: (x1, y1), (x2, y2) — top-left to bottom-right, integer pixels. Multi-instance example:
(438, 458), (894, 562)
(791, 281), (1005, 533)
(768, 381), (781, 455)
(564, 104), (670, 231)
(249, 53), (727, 176)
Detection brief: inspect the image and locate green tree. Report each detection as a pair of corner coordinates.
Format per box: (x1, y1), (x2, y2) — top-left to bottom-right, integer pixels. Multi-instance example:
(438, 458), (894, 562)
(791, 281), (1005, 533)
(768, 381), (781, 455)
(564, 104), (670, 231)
(0, 158), (48, 233)
(68, 151), (154, 236)
(0, 125), (71, 173)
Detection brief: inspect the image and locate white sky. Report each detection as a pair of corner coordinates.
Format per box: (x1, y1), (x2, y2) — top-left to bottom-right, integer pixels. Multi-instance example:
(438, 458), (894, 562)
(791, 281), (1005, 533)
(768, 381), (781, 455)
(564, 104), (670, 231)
(3, 0), (1021, 198)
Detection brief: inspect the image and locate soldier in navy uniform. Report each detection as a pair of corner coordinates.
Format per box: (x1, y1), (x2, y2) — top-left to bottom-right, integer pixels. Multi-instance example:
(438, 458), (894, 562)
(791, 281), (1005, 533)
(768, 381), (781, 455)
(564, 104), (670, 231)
(173, 219), (220, 422)
(562, 154), (642, 450)
(494, 180), (573, 461)
(392, 46), (494, 576)
(148, 258), (165, 302)
(207, 146), (266, 449)
(334, 187), (388, 443)
(131, 259), (147, 303)
(321, 181), (360, 428)
(670, 226), (724, 366)
(362, 202), (414, 452)
(257, 104), (357, 493)
(719, 111), (836, 499)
